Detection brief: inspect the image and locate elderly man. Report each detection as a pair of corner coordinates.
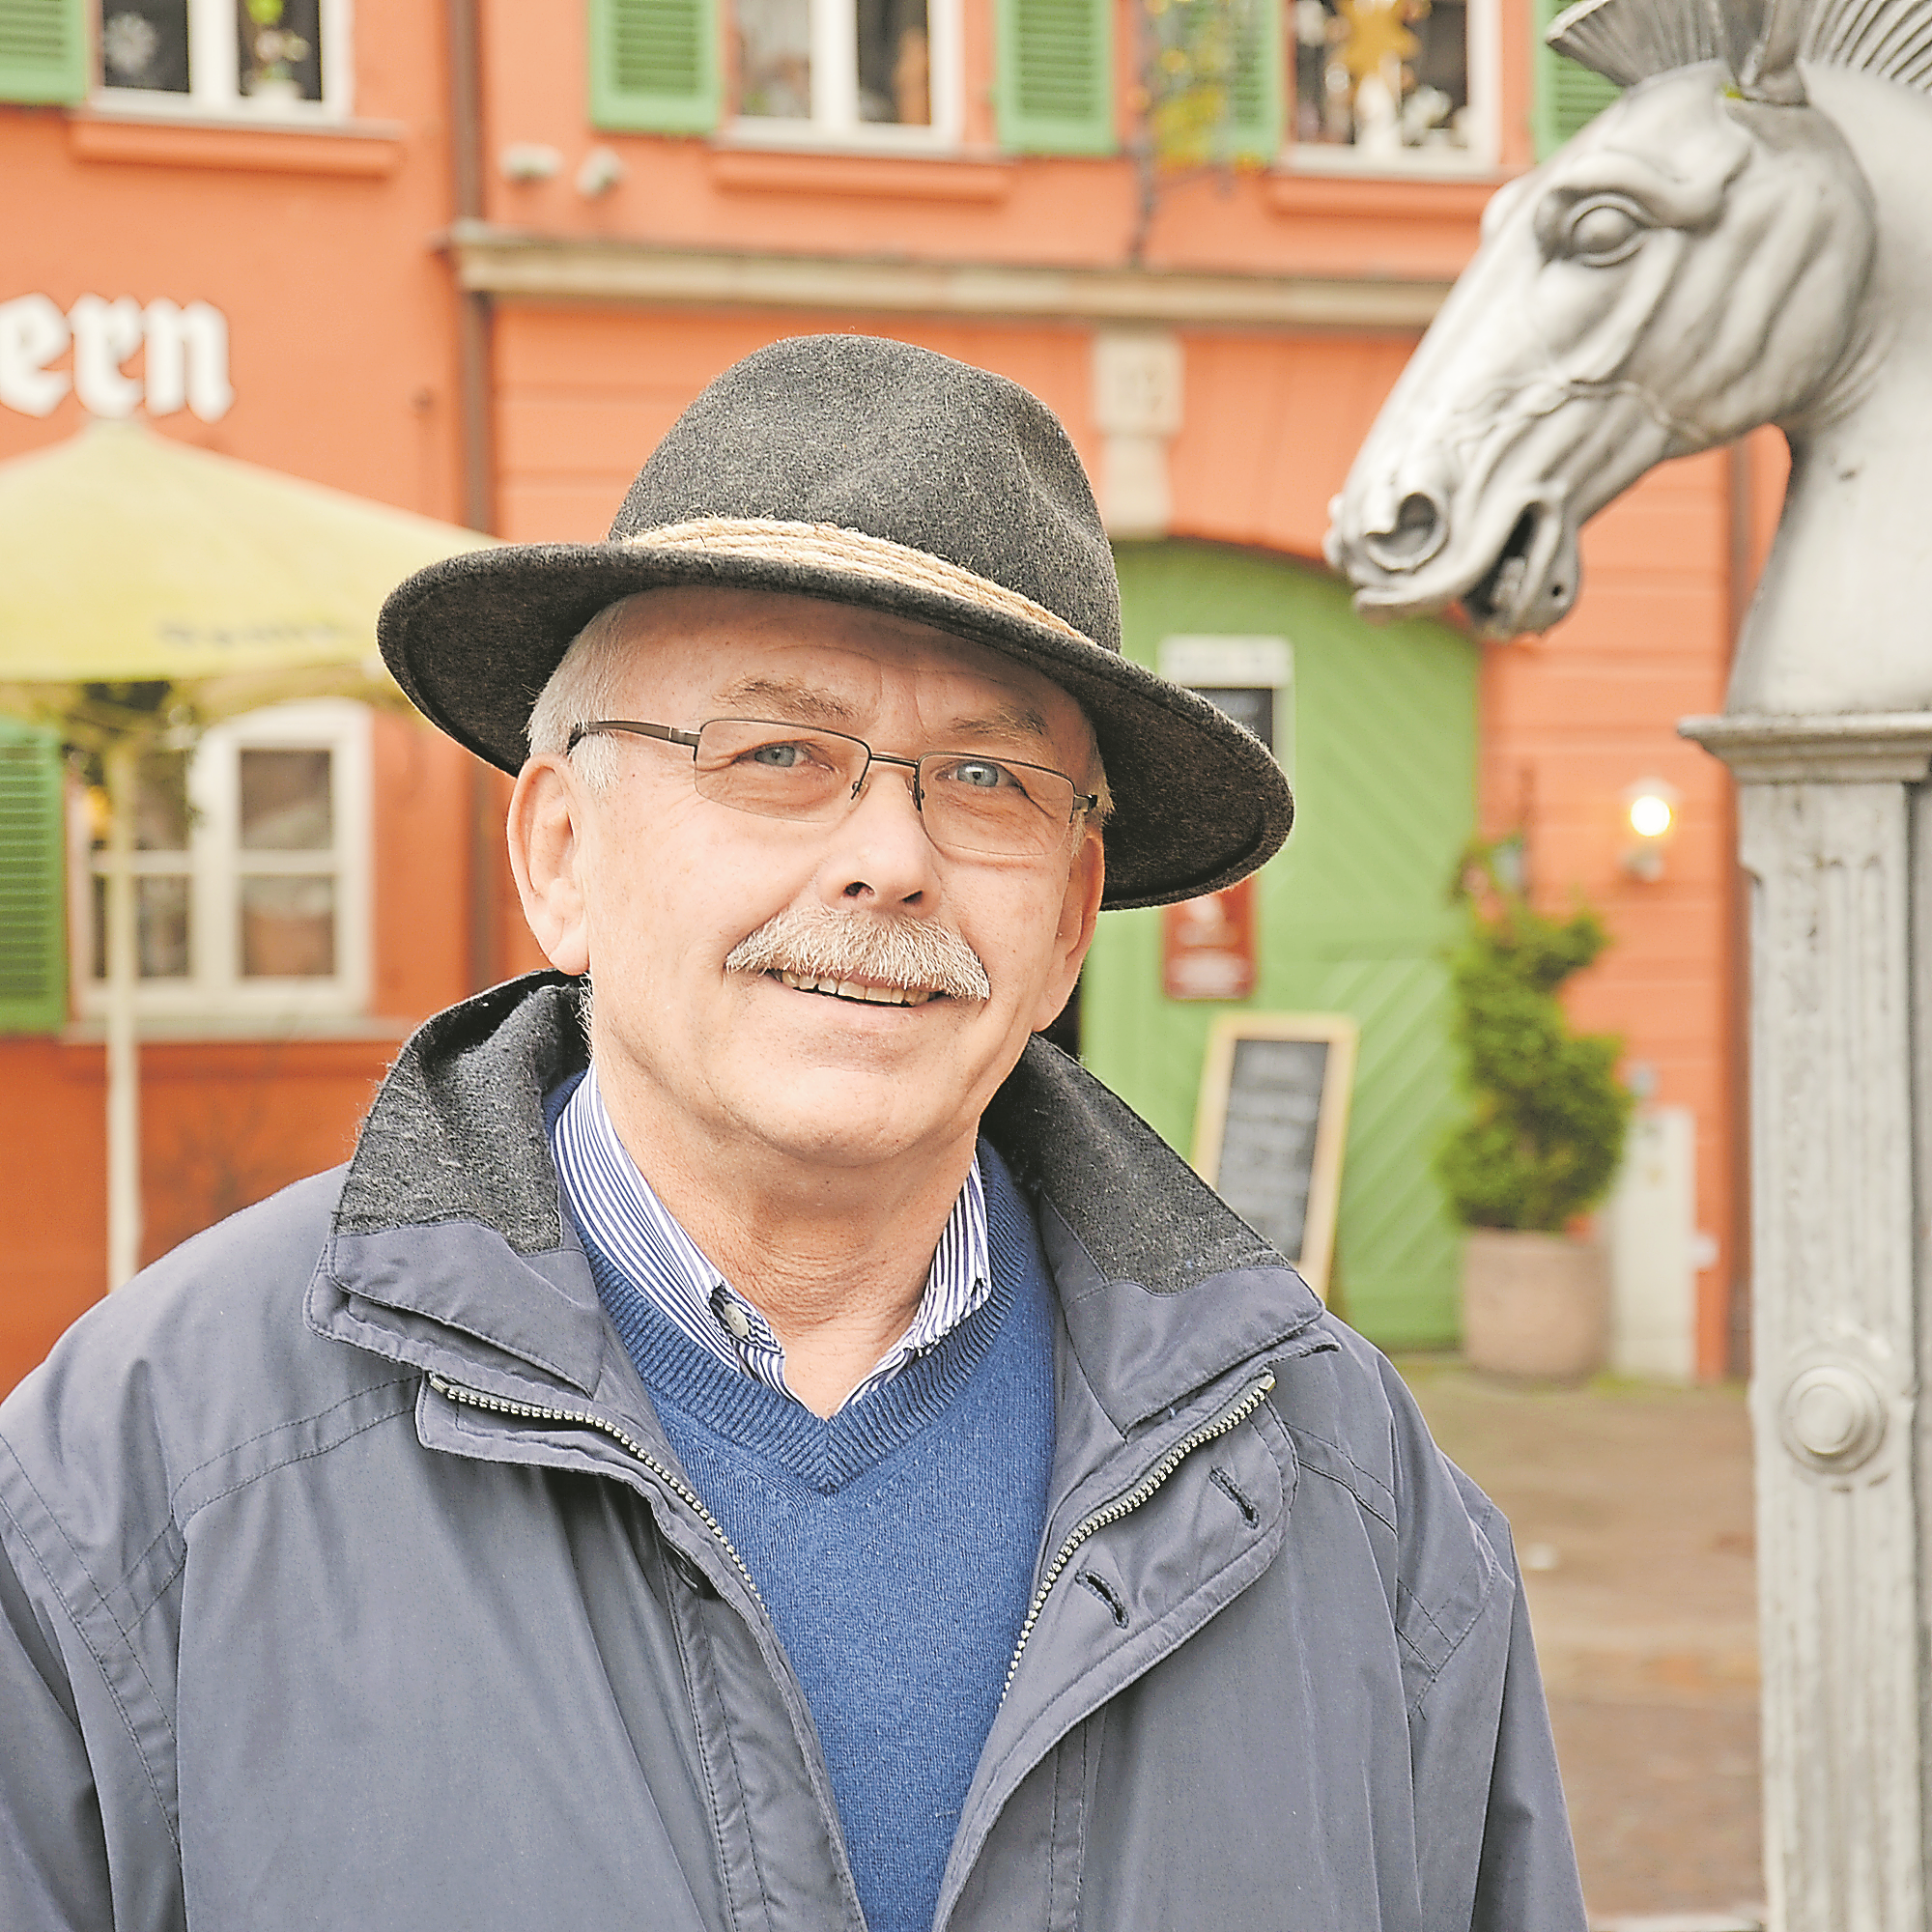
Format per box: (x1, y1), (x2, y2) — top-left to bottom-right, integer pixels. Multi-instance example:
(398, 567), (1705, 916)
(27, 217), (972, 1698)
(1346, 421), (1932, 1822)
(0, 336), (1585, 1932)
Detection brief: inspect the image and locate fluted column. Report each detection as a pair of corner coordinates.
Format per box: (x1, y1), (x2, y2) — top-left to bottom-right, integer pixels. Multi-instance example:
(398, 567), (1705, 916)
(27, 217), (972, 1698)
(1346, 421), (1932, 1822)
(1684, 713), (1932, 1932)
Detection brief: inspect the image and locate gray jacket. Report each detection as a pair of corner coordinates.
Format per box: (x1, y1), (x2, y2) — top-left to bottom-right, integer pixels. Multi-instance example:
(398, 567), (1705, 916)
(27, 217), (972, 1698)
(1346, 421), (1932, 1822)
(0, 977), (1587, 1931)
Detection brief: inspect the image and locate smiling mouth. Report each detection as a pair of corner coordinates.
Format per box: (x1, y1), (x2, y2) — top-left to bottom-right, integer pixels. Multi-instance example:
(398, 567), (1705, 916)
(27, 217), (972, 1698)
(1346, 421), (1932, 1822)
(774, 970), (942, 1007)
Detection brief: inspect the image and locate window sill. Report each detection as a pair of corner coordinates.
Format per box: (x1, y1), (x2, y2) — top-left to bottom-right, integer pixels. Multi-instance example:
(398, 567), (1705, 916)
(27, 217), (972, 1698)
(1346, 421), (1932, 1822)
(720, 116), (963, 152)
(1283, 141), (1500, 178)
(62, 1010), (411, 1044)
(68, 108), (405, 177)
(1264, 165), (1515, 221)
(708, 144), (1015, 203)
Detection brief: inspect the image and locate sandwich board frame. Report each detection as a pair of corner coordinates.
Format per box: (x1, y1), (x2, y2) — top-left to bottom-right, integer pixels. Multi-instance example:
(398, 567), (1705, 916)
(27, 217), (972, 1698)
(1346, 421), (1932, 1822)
(1191, 1011), (1359, 1300)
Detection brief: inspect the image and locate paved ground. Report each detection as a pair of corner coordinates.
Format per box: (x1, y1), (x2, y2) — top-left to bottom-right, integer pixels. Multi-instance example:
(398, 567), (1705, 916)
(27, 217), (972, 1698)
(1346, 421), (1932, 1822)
(1397, 1360), (1764, 1930)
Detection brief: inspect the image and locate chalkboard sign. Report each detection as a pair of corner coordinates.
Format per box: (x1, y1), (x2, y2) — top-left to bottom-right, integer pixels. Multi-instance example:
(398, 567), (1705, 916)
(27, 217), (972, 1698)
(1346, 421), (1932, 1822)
(1192, 1013), (1358, 1299)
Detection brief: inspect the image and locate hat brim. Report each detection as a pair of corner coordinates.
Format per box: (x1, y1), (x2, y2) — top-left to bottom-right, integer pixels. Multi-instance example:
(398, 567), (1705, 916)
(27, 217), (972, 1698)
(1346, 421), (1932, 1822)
(378, 540), (1293, 911)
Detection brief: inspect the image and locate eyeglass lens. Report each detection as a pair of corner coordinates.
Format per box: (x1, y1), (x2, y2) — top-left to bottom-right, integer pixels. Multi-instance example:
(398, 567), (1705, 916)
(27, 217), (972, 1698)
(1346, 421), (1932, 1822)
(692, 719), (1078, 859)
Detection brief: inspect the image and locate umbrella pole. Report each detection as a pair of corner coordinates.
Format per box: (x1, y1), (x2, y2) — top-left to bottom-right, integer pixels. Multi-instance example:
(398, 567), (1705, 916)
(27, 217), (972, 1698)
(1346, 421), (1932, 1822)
(103, 738), (142, 1291)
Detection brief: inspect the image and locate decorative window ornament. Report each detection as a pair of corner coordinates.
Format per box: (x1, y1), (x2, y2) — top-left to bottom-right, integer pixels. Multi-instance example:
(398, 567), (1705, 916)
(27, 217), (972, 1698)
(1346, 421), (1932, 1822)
(101, 11), (170, 87)
(1293, 0), (1480, 160)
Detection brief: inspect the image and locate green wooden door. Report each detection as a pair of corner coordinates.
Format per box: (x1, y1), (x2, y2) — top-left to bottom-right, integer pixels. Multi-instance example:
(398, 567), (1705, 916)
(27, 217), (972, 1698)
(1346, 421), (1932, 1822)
(1081, 541), (1478, 1349)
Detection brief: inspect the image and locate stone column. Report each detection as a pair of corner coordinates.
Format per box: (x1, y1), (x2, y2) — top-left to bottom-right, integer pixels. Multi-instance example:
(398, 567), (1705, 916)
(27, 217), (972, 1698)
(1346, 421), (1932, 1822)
(1682, 713), (1932, 1932)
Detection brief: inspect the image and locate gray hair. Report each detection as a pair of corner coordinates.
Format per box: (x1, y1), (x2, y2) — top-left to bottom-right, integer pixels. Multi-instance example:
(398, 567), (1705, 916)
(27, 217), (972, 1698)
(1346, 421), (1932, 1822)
(524, 595), (659, 791)
(524, 590), (1112, 817)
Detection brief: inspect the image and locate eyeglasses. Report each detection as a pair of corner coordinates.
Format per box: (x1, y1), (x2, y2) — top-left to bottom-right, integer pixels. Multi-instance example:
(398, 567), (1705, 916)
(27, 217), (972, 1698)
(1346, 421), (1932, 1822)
(565, 717), (1100, 863)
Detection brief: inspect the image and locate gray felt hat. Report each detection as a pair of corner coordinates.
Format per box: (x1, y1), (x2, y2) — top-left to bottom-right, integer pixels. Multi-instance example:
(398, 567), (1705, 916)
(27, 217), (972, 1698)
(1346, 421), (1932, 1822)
(378, 333), (1293, 910)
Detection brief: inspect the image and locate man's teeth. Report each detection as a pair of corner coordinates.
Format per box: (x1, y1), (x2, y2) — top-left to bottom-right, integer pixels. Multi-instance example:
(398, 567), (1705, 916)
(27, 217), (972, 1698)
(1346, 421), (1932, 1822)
(776, 970), (937, 1007)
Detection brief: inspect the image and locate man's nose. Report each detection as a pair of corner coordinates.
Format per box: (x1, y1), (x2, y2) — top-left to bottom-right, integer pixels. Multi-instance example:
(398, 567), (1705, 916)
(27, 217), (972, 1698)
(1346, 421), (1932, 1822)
(822, 760), (937, 905)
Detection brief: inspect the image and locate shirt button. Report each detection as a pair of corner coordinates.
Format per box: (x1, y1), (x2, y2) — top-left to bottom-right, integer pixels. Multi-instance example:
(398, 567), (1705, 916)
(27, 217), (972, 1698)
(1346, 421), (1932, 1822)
(717, 1298), (753, 1342)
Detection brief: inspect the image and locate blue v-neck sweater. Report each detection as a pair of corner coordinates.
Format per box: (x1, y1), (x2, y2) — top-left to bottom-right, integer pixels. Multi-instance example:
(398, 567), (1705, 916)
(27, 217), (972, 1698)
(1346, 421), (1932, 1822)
(577, 1145), (1057, 1932)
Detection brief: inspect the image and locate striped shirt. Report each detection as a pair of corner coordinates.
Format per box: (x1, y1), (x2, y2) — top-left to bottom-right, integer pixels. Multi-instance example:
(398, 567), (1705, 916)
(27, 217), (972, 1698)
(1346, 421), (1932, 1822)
(551, 1064), (992, 1412)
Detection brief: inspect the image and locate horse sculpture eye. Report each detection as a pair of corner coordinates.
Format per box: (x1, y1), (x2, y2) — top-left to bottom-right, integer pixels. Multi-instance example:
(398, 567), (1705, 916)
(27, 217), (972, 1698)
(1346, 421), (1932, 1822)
(1562, 197), (1646, 265)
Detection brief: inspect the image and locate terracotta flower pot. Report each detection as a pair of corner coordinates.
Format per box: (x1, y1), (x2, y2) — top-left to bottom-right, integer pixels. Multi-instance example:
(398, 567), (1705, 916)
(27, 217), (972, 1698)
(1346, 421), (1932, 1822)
(1460, 1227), (1608, 1382)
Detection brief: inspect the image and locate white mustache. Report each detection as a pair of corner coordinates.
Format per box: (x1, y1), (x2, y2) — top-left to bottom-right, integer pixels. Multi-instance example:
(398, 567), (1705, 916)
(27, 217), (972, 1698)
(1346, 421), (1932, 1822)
(724, 906), (991, 1002)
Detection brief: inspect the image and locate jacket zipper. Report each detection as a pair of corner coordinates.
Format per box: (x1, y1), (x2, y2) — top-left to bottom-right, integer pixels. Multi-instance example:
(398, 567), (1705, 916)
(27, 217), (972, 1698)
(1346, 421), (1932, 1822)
(429, 1366), (1275, 1691)
(426, 1372), (766, 1608)
(1001, 1370), (1276, 1700)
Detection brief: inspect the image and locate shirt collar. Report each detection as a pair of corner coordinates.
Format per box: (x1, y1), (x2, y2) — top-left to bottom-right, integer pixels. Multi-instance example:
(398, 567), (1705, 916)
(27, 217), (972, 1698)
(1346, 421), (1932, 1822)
(551, 1062), (992, 1411)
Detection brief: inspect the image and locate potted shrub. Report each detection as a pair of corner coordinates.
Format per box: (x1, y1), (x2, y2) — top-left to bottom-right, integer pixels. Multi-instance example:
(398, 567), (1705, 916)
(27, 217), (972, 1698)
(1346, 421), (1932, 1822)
(1437, 841), (1633, 1380)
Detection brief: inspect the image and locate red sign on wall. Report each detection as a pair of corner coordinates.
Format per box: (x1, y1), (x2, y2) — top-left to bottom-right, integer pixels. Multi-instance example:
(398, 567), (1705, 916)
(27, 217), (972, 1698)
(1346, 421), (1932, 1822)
(1161, 876), (1257, 1002)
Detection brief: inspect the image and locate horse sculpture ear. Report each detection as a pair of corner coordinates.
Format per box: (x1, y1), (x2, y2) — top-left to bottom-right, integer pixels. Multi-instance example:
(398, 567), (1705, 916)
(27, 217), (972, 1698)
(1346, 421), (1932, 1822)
(1737, 0), (1812, 102)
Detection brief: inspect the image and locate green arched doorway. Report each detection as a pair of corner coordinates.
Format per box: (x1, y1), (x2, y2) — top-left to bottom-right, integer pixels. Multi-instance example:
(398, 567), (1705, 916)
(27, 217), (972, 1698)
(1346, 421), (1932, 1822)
(1081, 541), (1479, 1349)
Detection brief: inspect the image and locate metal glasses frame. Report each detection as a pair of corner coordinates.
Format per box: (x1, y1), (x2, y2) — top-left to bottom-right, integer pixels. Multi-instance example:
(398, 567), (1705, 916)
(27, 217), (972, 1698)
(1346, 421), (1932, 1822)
(563, 716), (1100, 830)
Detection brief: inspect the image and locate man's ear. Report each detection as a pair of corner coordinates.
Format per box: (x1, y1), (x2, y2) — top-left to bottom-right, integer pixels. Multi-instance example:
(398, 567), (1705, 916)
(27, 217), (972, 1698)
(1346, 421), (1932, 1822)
(507, 757), (591, 976)
(1030, 825), (1105, 1033)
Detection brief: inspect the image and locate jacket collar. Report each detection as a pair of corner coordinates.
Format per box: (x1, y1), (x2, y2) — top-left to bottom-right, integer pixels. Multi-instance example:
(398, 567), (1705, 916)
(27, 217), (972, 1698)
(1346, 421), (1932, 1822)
(311, 974), (606, 1398)
(981, 1035), (1325, 1429)
(312, 974), (1326, 1424)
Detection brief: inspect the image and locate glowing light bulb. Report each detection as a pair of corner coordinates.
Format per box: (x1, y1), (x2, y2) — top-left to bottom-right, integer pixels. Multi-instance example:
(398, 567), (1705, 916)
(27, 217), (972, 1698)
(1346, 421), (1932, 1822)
(1629, 793), (1673, 839)
(1619, 778), (1681, 882)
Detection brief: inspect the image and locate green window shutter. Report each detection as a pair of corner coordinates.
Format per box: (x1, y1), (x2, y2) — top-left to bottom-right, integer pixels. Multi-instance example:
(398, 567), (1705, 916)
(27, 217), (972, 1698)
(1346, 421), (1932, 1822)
(997, 0), (1115, 156)
(1222, 0), (1282, 162)
(588, 0), (718, 134)
(0, 721), (67, 1036)
(1532, 0), (1620, 157)
(0, 0), (87, 103)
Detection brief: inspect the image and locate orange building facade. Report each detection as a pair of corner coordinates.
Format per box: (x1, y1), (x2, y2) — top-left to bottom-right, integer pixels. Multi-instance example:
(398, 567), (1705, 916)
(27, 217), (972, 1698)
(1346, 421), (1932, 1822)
(0, 0), (1752, 1388)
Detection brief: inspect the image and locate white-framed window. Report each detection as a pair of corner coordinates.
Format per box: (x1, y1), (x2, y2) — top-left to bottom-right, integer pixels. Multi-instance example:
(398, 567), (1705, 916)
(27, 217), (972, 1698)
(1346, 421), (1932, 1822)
(94, 0), (352, 118)
(73, 701), (371, 1023)
(1288, 0), (1496, 172)
(729, 0), (961, 147)
(1157, 635), (1295, 782)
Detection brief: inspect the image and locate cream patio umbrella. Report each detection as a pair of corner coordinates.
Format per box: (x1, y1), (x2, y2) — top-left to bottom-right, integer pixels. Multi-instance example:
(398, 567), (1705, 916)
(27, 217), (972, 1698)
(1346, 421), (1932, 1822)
(0, 420), (495, 1290)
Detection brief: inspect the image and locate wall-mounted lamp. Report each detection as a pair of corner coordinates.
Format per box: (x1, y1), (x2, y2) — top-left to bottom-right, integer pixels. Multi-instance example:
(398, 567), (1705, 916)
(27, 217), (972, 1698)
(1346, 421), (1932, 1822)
(1621, 778), (1682, 882)
(499, 142), (562, 184)
(577, 146), (627, 197)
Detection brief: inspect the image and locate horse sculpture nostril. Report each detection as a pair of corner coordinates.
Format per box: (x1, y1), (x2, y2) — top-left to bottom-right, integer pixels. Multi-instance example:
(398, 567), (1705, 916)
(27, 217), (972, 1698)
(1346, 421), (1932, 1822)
(1363, 492), (1445, 572)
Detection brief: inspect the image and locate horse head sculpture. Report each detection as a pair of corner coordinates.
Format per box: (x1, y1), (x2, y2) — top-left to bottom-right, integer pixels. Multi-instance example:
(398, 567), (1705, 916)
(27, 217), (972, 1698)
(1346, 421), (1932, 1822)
(1325, 0), (1932, 714)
